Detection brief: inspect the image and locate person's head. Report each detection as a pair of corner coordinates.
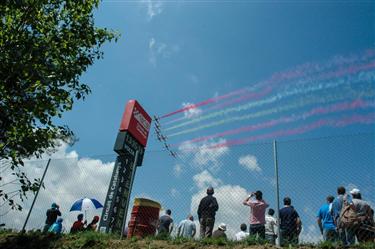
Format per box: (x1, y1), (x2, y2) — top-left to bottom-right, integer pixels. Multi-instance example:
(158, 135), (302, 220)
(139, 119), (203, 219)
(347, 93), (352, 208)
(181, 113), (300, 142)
(207, 186), (214, 195)
(92, 216), (99, 224)
(218, 223), (226, 231)
(166, 209), (172, 215)
(51, 203), (58, 209)
(255, 190), (263, 200)
(337, 186), (346, 195)
(240, 223), (247, 232)
(77, 214), (84, 221)
(283, 197), (291, 206)
(350, 188), (361, 199)
(187, 214), (194, 221)
(57, 218), (63, 223)
(268, 208), (275, 216)
(326, 195), (334, 204)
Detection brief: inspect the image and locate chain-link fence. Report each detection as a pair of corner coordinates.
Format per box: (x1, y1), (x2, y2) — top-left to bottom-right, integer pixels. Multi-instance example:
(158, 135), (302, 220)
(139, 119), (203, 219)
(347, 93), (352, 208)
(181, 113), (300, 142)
(1, 133), (374, 244)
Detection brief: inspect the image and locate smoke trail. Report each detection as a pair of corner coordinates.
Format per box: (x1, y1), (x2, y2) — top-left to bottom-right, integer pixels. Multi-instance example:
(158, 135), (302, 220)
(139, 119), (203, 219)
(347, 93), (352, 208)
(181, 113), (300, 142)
(161, 50), (375, 121)
(178, 100), (375, 145)
(165, 71), (375, 132)
(207, 113), (375, 149)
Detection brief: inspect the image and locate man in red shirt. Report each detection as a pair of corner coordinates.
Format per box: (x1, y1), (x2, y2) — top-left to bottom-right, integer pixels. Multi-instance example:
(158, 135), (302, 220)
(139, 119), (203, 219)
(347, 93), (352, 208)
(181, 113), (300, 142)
(243, 190), (269, 239)
(70, 214), (86, 233)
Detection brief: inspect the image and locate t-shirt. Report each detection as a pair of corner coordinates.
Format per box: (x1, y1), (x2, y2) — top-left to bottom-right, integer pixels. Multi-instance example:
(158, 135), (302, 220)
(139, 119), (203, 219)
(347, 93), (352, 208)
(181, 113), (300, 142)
(331, 194), (352, 220)
(45, 208), (61, 225)
(177, 219), (196, 238)
(158, 214), (173, 233)
(279, 206), (299, 233)
(70, 221), (84, 233)
(245, 199), (269, 224)
(352, 199), (370, 216)
(212, 229), (227, 239)
(235, 231), (249, 241)
(265, 214), (277, 235)
(317, 203), (336, 231)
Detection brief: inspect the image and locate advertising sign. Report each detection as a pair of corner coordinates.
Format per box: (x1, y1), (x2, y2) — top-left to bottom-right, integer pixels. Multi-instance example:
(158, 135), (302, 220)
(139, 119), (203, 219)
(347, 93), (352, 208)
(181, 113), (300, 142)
(119, 100), (152, 147)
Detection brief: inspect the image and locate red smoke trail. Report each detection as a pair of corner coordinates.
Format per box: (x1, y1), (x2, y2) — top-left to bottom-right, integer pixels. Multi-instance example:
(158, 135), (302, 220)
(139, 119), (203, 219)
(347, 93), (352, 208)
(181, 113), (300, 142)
(207, 113), (375, 149)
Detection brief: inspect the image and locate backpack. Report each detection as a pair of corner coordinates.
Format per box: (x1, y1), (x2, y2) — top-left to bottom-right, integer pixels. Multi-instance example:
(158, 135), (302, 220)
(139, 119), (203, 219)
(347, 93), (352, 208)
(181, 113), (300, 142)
(339, 202), (359, 228)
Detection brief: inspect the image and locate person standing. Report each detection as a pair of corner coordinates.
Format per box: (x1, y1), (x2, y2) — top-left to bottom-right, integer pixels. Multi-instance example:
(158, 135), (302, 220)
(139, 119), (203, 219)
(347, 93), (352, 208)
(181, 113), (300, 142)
(265, 208), (278, 245)
(235, 223), (249, 241)
(197, 186), (219, 238)
(43, 203), (61, 233)
(279, 197), (301, 246)
(158, 209), (174, 236)
(243, 190), (269, 239)
(331, 186), (354, 246)
(177, 214), (196, 238)
(317, 196), (337, 242)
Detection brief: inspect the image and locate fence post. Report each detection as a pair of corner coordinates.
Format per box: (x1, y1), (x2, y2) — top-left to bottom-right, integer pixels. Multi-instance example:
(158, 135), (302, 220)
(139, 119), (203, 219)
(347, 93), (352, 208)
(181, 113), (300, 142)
(273, 140), (281, 247)
(22, 158), (51, 232)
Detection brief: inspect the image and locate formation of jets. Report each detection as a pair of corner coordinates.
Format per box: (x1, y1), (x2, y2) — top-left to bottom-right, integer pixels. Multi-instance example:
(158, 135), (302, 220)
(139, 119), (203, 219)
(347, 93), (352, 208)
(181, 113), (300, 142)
(153, 115), (177, 158)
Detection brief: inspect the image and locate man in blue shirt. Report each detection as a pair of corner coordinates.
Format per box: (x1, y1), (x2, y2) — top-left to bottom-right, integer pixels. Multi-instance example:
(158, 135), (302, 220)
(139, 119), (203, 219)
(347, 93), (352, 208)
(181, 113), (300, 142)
(317, 195), (337, 242)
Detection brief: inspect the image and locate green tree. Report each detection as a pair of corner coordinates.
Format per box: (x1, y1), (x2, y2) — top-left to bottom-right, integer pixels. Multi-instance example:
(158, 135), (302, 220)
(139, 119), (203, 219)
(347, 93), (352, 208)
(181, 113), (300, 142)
(0, 0), (119, 210)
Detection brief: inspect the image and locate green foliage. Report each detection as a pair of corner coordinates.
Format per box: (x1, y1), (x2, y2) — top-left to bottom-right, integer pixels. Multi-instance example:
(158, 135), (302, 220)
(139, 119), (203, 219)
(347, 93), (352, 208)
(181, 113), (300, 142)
(0, 0), (119, 210)
(243, 235), (268, 246)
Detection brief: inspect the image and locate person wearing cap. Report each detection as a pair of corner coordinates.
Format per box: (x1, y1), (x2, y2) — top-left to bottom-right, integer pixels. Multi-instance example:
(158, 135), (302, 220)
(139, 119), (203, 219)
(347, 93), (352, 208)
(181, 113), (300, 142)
(197, 186), (219, 238)
(331, 186), (354, 246)
(243, 190), (269, 239)
(317, 195), (337, 242)
(43, 202), (62, 233)
(212, 223), (227, 239)
(177, 214), (196, 238)
(350, 188), (374, 242)
(48, 217), (63, 234)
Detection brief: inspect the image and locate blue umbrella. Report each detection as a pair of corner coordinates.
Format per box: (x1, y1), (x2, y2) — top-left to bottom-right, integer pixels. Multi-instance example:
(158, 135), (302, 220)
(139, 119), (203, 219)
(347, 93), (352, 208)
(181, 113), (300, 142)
(70, 197), (103, 218)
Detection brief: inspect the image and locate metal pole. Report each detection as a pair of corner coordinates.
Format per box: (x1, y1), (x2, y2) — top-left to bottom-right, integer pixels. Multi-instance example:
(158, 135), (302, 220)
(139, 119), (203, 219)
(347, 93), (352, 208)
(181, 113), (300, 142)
(273, 140), (281, 247)
(120, 150), (139, 239)
(22, 158), (51, 232)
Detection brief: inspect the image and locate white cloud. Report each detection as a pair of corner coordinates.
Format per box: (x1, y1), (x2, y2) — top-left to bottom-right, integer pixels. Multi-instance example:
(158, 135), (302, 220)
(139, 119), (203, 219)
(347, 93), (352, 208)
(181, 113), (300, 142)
(173, 164), (182, 178)
(148, 38), (179, 66)
(238, 155), (262, 172)
(192, 170), (222, 189)
(0, 143), (114, 232)
(182, 102), (203, 119)
(141, 0), (163, 20)
(178, 138), (229, 172)
(170, 188), (180, 198)
(190, 172), (249, 239)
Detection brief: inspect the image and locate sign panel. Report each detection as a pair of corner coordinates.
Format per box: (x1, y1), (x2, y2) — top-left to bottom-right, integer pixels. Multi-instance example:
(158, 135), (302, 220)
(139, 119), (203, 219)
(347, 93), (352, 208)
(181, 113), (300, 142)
(114, 131), (145, 166)
(119, 100), (152, 147)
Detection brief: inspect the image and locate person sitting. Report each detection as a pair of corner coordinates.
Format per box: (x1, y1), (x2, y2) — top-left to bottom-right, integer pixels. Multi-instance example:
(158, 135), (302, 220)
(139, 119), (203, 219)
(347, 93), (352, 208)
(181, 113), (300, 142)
(212, 223), (227, 239)
(235, 223), (249, 241)
(70, 213), (86, 233)
(48, 218), (63, 234)
(86, 216), (99, 231)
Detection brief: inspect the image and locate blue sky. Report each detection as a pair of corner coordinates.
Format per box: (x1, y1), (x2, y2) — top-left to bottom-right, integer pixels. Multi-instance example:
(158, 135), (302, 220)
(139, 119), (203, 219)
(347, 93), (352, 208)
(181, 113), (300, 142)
(2, 0), (374, 242)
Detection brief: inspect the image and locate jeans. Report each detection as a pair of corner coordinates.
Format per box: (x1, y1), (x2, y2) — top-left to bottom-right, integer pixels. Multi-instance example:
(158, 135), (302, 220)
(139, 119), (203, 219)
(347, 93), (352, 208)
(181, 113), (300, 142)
(265, 234), (276, 245)
(199, 217), (215, 238)
(249, 224), (265, 239)
(280, 229), (298, 246)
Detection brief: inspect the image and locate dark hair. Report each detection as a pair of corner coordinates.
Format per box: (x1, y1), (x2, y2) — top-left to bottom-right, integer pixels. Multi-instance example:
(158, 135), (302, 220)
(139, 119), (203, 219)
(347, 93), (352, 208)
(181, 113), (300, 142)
(337, 186), (346, 195)
(326, 195), (334, 203)
(268, 208), (275, 216)
(166, 209), (172, 215)
(207, 187), (214, 195)
(283, 197), (291, 206)
(77, 214), (84, 220)
(352, 193), (362, 200)
(240, 223), (247, 231)
(255, 190), (263, 200)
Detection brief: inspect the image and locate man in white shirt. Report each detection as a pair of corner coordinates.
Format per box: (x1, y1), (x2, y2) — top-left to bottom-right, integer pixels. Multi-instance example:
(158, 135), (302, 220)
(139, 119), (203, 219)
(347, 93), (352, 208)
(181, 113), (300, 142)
(265, 208), (278, 245)
(177, 214), (196, 238)
(235, 223), (249, 241)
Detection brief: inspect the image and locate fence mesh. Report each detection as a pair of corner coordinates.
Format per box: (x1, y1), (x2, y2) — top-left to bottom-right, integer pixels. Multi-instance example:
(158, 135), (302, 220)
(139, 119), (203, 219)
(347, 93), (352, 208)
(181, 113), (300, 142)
(0, 133), (374, 244)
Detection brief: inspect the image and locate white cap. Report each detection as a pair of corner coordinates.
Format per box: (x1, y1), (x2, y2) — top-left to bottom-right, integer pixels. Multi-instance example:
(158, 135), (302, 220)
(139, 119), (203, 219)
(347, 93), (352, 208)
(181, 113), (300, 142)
(350, 188), (360, 195)
(218, 223), (227, 231)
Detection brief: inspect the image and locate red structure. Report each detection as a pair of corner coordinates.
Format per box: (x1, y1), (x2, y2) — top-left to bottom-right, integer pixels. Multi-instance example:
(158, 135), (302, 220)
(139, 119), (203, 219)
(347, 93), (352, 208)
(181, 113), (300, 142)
(127, 198), (161, 238)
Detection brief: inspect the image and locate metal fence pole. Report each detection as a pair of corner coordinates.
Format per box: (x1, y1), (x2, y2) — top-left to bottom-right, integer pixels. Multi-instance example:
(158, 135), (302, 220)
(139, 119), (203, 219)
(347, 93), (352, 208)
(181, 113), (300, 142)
(21, 158), (51, 232)
(273, 140), (281, 247)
